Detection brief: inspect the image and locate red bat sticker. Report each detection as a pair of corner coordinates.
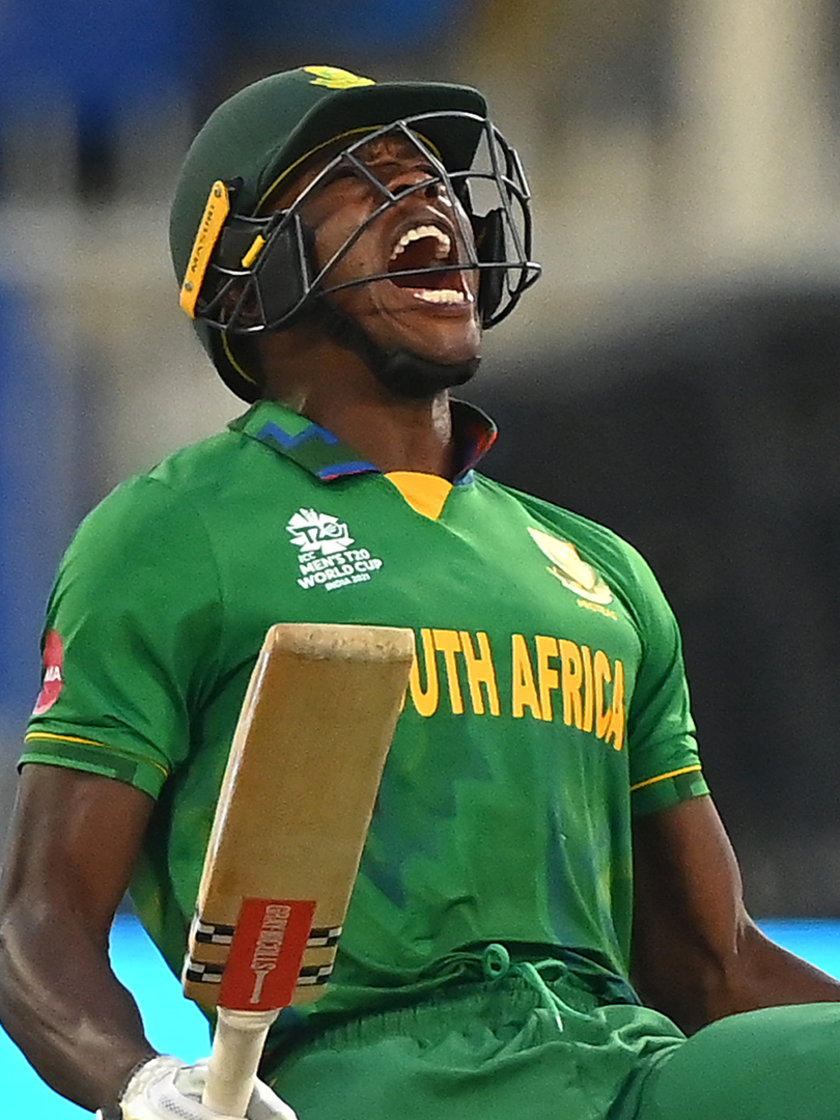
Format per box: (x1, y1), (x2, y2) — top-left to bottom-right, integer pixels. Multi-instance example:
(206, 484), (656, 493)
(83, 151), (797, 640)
(219, 898), (316, 1011)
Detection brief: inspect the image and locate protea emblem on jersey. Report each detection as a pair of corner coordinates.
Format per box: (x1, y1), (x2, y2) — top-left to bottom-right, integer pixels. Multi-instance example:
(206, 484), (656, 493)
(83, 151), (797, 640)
(287, 509), (354, 556)
(527, 528), (613, 606)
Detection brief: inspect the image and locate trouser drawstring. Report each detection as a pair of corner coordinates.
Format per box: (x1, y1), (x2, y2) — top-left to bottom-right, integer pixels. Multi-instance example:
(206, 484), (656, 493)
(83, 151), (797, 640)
(481, 943), (565, 1032)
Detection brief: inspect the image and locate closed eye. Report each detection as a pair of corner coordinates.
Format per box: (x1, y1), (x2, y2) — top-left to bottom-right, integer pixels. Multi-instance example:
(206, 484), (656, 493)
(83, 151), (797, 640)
(318, 166), (361, 188)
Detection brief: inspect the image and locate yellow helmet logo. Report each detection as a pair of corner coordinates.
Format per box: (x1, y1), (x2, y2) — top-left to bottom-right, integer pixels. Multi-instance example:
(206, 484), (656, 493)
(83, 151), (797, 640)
(304, 66), (375, 90)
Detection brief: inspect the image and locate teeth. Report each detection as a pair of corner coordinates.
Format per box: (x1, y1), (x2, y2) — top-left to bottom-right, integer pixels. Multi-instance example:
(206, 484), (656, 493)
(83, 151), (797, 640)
(390, 224), (451, 261)
(413, 289), (467, 304)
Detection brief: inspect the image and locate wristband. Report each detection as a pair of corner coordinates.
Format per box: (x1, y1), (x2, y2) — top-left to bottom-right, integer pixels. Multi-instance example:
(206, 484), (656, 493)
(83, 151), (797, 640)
(95, 1054), (168, 1120)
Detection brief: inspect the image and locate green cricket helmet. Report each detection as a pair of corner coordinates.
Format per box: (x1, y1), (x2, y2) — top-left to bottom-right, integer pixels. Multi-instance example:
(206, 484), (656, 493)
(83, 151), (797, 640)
(169, 64), (540, 402)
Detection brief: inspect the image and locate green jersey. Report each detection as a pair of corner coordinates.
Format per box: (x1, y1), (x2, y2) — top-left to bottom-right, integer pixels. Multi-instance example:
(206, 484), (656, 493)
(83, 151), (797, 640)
(23, 398), (707, 1031)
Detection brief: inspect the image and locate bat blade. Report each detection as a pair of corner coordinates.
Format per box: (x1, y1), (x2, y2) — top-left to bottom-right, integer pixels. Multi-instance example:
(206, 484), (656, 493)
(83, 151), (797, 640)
(181, 622), (414, 1116)
(183, 622), (414, 1011)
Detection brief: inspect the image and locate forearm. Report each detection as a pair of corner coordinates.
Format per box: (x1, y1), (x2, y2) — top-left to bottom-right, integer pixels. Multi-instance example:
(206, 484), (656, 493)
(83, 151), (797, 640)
(710, 920), (840, 1015)
(635, 917), (840, 1033)
(0, 905), (156, 1109)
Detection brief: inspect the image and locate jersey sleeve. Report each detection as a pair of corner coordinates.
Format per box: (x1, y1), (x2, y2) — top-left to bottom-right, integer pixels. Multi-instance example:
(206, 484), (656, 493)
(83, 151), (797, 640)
(21, 475), (223, 797)
(622, 548), (710, 817)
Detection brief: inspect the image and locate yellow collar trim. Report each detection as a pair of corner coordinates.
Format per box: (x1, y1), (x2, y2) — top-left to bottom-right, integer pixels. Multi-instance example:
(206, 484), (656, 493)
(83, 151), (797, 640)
(385, 471), (452, 520)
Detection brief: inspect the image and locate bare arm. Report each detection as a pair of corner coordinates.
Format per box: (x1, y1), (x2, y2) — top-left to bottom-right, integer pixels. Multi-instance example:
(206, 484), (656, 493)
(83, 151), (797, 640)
(631, 794), (840, 1034)
(0, 763), (158, 1109)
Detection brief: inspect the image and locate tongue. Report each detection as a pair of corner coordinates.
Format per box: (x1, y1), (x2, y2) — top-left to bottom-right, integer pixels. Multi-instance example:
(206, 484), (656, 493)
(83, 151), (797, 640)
(389, 239), (451, 289)
(392, 272), (443, 290)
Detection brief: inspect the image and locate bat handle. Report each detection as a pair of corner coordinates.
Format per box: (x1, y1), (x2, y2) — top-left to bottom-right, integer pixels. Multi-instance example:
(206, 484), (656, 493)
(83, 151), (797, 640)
(203, 1006), (280, 1117)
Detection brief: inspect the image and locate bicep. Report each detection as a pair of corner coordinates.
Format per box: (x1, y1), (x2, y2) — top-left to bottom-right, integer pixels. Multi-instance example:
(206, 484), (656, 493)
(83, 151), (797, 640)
(1, 763), (154, 938)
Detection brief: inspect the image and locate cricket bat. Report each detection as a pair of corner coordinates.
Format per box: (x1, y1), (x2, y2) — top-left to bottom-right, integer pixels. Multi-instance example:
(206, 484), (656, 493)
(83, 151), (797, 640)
(181, 622), (415, 1117)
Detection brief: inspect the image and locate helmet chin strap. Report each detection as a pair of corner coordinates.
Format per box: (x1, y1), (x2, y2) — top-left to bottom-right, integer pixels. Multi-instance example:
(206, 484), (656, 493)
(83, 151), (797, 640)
(374, 349), (480, 399)
(311, 295), (480, 400)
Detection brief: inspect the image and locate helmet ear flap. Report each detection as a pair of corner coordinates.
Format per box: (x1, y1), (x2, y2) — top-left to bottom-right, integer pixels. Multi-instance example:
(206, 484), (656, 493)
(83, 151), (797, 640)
(212, 212), (317, 329)
(250, 214), (316, 326)
(472, 209), (507, 326)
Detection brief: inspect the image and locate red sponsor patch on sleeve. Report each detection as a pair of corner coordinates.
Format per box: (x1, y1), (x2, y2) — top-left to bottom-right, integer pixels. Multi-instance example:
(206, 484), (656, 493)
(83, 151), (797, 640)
(33, 629), (64, 715)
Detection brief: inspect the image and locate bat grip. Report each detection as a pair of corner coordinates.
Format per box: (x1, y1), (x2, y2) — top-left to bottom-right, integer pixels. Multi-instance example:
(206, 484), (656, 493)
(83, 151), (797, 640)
(203, 1006), (280, 1117)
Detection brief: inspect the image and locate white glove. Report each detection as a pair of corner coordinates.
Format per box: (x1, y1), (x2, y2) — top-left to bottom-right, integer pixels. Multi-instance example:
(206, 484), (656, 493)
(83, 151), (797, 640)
(103, 1054), (299, 1120)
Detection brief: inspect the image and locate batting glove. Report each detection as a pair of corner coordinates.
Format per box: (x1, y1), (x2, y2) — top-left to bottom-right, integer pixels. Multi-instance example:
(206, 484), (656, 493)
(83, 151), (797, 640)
(96, 1054), (298, 1120)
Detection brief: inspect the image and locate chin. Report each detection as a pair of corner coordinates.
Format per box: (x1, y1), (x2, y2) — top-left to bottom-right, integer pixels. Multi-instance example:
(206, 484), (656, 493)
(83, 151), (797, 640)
(316, 296), (481, 399)
(374, 316), (483, 398)
(373, 348), (481, 399)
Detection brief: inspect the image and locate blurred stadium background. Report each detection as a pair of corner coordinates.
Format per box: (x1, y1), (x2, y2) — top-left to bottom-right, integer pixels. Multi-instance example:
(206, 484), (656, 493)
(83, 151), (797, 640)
(2, 0), (840, 1111)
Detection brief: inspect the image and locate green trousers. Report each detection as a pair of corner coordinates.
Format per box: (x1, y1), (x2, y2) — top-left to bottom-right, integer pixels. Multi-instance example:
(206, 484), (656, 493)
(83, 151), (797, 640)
(268, 972), (840, 1120)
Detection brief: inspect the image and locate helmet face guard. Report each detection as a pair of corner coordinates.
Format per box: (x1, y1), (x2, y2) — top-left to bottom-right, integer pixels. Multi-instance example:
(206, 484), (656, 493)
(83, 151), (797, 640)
(182, 111), (540, 346)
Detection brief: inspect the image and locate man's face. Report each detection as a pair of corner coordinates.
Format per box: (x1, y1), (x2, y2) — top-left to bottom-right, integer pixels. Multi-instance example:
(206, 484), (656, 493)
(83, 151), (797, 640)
(275, 133), (482, 369)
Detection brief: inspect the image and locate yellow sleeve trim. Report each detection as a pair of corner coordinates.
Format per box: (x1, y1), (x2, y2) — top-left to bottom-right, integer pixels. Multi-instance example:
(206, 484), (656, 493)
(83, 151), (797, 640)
(25, 730), (107, 747)
(630, 764), (702, 793)
(24, 732), (169, 778)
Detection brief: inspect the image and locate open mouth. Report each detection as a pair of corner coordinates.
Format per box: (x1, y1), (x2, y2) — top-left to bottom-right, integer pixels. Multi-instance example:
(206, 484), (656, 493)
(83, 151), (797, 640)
(387, 223), (469, 305)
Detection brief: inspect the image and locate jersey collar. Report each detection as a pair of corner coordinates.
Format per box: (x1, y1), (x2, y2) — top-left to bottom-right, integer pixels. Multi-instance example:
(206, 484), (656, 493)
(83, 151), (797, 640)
(228, 398), (497, 483)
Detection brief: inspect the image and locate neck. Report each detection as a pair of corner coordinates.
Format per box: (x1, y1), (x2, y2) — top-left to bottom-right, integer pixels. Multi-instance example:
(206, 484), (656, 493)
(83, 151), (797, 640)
(259, 330), (457, 478)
